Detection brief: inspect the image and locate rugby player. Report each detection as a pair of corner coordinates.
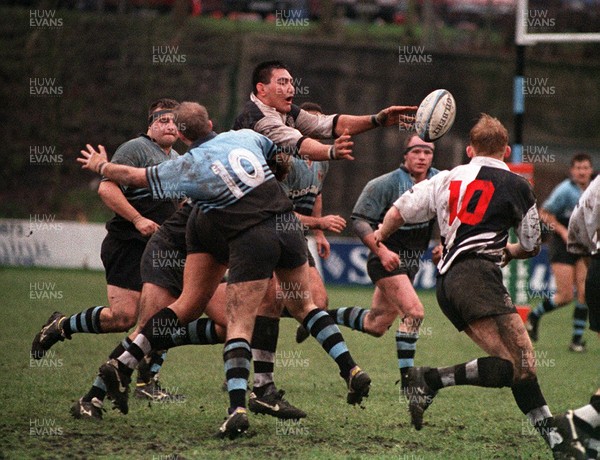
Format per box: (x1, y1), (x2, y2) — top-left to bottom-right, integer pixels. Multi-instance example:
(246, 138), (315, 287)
(248, 102), (346, 413)
(78, 109), (372, 439)
(70, 102), (227, 418)
(559, 172), (600, 459)
(73, 102), (306, 421)
(374, 114), (582, 458)
(233, 61), (416, 413)
(32, 98), (182, 400)
(300, 134), (439, 391)
(526, 153), (593, 352)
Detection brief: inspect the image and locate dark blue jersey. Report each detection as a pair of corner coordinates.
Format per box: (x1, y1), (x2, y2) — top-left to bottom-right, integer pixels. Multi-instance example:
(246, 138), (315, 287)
(105, 134), (179, 240)
(352, 166), (439, 252)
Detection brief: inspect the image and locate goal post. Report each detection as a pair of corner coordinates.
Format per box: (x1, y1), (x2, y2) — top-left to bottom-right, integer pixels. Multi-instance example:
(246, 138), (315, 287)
(508, 0), (600, 313)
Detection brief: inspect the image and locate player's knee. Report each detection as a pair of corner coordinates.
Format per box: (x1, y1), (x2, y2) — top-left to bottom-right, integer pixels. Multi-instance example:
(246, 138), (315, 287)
(403, 307), (424, 328)
(313, 293), (329, 310)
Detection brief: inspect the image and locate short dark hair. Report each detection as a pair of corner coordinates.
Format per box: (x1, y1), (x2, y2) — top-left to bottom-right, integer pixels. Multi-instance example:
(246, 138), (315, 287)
(299, 102), (323, 113)
(147, 98), (179, 117)
(252, 61), (289, 95)
(570, 152), (592, 167)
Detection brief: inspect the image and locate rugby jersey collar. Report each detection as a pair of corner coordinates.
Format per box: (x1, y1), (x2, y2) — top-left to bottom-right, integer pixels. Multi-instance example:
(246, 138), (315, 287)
(250, 92), (287, 123)
(190, 131), (217, 149)
(469, 155), (510, 171)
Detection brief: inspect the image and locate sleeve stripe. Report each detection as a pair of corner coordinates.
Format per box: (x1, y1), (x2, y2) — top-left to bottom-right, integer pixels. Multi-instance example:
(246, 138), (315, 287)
(331, 114), (340, 138)
(146, 166), (163, 199)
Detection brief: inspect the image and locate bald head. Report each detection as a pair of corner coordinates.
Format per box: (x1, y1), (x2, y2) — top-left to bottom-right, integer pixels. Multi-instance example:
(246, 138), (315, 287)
(175, 102), (212, 143)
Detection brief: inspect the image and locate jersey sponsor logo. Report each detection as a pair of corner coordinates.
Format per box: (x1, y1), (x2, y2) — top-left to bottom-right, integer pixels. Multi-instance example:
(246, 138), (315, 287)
(288, 185), (320, 199)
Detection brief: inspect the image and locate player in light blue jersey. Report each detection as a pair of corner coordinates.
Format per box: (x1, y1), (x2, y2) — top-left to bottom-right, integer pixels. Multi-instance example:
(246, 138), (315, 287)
(78, 106), (372, 439)
(526, 153), (593, 352)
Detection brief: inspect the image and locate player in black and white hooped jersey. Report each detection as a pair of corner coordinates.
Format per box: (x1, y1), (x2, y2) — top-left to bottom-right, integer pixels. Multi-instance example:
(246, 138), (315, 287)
(233, 60), (418, 419)
(557, 173), (600, 459)
(374, 113), (583, 459)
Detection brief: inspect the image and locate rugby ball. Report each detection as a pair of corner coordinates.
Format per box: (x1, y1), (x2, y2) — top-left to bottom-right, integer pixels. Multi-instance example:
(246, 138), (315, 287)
(415, 89), (456, 142)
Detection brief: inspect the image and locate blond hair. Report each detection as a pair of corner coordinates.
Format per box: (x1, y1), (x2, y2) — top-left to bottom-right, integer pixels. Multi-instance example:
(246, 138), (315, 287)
(469, 114), (508, 157)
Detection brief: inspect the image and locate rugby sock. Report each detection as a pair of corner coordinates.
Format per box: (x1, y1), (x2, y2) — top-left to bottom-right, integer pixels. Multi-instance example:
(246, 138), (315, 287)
(83, 337), (132, 402)
(588, 434), (600, 460)
(83, 376), (107, 403)
(573, 397), (600, 433)
(531, 299), (556, 319)
(170, 318), (222, 347)
(424, 357), (514, 391)
(250, 316), (279, 396)
(511, 377), (559, 445)
(62, 306), (105, 336)
(303, 309), (356, 379)
(223, 338), (252, 410)
(328, 307), (368, 332)
(116, 308), (181, 375)
(396, 331), (418, 387)
(571, 302), (588, 344)
(136, 350), (168, 384)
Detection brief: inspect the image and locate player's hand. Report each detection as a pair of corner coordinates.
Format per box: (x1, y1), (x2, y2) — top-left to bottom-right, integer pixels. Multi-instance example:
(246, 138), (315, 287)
(78, 144), (109, 174)
(134, 217), (159, 237)
(314, 231), (331, 259)
(332, 129), (354, 161)
(376, 106), (418, 128)
(377, 246), (400, 272)
(318, 215), (346, 233)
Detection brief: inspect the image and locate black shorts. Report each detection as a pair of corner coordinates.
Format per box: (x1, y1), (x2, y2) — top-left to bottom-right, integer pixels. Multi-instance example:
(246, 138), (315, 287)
(586, 256), (600, 333)
(139, 206), (191, 298)
(549, 235), (583, 265)
(367, 251), (419, 284)
(100, 233), (146, 292)
(436, 255), (516, 332)
(306, 241), (316, 268)
(186, 205), (230, 265)
(228, 212), (307, 284)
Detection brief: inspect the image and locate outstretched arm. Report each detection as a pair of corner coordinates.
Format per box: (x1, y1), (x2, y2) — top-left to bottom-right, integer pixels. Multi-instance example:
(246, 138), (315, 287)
(78, 144), (148, 188)
(335, 105), (417, 136)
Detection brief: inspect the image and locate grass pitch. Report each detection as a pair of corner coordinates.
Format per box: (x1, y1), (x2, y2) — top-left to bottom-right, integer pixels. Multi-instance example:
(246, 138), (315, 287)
(0, 266), (598, 459)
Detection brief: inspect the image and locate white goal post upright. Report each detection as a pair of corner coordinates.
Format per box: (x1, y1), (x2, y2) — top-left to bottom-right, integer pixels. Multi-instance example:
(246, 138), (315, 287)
(509, 0), (600, 306)
(513, 0), (600, 164)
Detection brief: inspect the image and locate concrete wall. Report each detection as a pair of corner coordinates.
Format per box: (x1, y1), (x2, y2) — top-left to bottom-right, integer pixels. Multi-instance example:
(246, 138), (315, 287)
(2, 8), (599, 222)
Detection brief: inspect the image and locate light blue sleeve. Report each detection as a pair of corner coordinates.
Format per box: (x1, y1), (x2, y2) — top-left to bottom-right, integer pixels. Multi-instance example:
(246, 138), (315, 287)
(542, 181), (568, 216)
(146, 153), (196, 201)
